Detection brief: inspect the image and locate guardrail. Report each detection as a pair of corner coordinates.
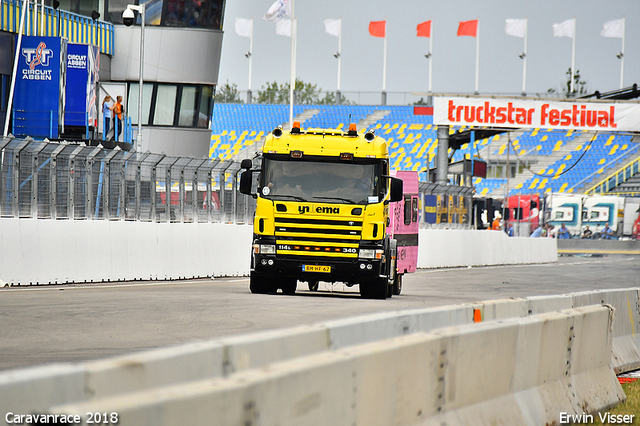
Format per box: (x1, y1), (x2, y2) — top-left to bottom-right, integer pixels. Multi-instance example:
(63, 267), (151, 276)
(586, 152), (640, 196)
(1, 289), (634, 426)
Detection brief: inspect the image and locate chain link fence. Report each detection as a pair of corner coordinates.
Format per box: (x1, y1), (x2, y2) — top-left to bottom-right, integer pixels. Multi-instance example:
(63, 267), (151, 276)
(1, 136), (477, 228)
(0, 136), (256, 223)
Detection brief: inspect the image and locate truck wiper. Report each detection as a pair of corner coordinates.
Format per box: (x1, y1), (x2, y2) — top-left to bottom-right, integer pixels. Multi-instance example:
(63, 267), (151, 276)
(271, 194), (308, 202)
(312, 196), (357, 204)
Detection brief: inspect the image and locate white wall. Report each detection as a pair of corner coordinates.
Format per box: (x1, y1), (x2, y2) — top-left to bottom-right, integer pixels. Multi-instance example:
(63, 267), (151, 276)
(418, 229), (558, 268)
(0, 219), (556, 286)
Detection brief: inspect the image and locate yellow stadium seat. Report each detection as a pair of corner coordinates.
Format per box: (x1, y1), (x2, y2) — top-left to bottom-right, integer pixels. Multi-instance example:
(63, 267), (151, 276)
(515, 183), (523, 189)
(559, 183), (568, 192)
(409, 124), (423, 130)
(480, 187), (490, 196)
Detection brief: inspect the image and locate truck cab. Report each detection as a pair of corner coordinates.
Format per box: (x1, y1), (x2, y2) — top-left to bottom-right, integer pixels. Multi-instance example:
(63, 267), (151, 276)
(240, 122), (403, 299)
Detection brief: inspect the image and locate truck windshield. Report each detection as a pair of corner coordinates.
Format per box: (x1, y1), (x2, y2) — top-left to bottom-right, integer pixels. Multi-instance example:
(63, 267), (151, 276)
(261, 158), (381, 204)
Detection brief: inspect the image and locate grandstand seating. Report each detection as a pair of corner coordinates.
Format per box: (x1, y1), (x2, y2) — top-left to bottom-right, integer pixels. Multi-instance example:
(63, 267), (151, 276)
(210, 104), (639, 197)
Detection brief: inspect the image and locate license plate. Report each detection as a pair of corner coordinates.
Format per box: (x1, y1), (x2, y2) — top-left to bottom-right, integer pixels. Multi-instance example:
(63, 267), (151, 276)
(303, 264), (331, 273)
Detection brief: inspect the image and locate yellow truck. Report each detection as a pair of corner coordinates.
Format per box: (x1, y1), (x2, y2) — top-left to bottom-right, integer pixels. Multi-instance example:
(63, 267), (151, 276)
(239, 122), (403, 299)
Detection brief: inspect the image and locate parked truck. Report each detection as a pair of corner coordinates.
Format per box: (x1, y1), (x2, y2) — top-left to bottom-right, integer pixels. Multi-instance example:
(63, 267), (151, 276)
(239, 122), (412, 299)
(544, 193), (628, 238)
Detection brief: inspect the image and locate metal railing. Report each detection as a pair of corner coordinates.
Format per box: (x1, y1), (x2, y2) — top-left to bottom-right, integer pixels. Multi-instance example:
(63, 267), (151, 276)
(0, 136), (254, 223)
(0, 0), (114, 55)
(1, 136), (474, 228)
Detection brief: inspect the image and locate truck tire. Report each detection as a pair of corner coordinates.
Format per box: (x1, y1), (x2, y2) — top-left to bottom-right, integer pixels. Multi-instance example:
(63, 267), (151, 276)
(392, 274), (403, 295)
(250, 272), (277, 294)
(280, 278), (297, 295)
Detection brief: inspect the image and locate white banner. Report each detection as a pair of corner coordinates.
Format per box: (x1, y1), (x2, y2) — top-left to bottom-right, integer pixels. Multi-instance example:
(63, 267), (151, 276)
(433, 97), (640, 132)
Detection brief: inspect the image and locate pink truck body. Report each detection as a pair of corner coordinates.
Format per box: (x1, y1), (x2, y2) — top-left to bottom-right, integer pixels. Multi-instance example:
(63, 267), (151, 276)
(388, 170), (419, 275)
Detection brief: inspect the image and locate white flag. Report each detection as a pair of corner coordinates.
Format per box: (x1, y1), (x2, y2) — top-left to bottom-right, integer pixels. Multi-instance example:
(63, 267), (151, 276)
(601, 18), (624, 38)
(505, 18), (526, 38)
(263, 0), (289, 22)
(235, 18), (252, 38)
(324, 18), (341, 37)
(553, 18), (575, 38)
(275, 19), (291, 37)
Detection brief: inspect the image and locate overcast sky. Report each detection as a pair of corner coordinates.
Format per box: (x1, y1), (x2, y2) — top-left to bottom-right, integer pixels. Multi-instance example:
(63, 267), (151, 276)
(217, 1), (640, 101)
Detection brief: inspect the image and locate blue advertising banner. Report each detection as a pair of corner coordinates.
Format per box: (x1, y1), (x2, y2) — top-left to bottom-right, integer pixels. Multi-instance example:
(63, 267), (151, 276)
(424, 194), (437, 224)
(65, 44), (99, 131)
(13, 36), (67, 139)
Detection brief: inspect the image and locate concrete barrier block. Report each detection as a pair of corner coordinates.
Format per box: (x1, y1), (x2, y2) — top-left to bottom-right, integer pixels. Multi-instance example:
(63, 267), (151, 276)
(571, 288), (640, 373)
(52, 349), (360, 426)
(472, 298), (528, 321)
(0, 364), (86, 415)
(82, 340), (226, 400)
(221, 325), (329, 375)
(526, 294), (573, 315)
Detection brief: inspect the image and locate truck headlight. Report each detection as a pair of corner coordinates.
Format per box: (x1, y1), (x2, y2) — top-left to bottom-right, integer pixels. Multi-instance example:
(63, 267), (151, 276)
(359, 249), (383, 259)
(260, 244), (276, 254)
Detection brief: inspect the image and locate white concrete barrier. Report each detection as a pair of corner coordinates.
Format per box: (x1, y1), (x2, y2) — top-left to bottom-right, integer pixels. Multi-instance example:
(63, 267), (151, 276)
(418, 229), (558, 268)
(0, 219), (557, 286)
(0, 219), (252, 285)
(46, 306), (622, 426)
(571, 288), (640, 373)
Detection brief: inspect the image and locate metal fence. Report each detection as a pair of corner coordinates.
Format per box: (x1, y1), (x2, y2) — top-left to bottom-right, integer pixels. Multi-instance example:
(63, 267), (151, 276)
(0, 136), (256, 223)
(1, 136), (478, 228)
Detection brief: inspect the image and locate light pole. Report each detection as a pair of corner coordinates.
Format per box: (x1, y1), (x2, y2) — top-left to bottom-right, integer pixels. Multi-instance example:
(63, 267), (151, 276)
(123, 3), (145, 151)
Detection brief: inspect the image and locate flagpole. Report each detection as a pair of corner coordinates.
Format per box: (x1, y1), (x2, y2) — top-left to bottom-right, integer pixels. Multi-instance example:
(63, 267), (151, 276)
(337, 18), (342, 93)
(474, 19), (479, 94)
(3, 0), (29, 137)
(619, 17), (625, 89)
(288, 0), (296, 128)
(522, 18), (527, 95)
(428, 21), (433, 93)
(570, 18), (576, 94)
(248, 18), (253, 103)
(382, 20), (387, 104)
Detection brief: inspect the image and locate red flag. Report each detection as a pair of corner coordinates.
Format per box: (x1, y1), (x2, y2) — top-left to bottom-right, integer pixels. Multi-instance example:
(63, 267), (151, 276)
(457, 19), (478, 37)
(369, 20), (386, 38)
(417, 21), (431, 37)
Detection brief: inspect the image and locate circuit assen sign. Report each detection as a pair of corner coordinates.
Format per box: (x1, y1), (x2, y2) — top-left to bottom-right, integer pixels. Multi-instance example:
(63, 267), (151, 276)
(433, 96), (640, 132)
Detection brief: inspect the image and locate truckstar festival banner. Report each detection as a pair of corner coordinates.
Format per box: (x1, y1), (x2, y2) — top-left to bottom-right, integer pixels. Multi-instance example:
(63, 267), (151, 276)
(433, 96), (640, 132)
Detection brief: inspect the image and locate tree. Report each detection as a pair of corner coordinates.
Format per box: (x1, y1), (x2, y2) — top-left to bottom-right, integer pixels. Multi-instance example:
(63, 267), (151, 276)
(255, 79), (350, 105)
(216, 80), (243, 103)
(547, 68), (588, 98)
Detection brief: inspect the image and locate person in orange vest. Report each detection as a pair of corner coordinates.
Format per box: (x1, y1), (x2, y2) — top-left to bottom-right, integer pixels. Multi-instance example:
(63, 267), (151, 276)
(113, 96), (124, 141)
(491, 213), (502, 230)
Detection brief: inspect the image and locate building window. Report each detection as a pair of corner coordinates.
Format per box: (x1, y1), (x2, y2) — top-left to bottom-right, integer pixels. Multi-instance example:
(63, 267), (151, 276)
(127, 82), (212, 128)
(178, 86), (197, 126)
(107, 0), (224, 29)
(153, 85), (177, 125)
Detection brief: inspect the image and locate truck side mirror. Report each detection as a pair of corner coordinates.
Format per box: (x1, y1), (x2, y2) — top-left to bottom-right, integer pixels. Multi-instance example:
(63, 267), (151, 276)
(239, 170), (254, 196)
(389, 177), (403, 202)
(240, 159), (253, 169)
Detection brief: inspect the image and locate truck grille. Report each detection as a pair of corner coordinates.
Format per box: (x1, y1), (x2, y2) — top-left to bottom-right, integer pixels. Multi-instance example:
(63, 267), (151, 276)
(274, 216), (362, 258)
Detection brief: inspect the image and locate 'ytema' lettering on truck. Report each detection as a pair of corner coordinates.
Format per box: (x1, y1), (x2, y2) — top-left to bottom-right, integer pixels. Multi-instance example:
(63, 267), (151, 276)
(446, 100), (618, 129)
(298, 205), (340, 215)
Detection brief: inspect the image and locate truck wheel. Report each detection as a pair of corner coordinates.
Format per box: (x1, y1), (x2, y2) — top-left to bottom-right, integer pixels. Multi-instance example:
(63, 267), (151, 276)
(360, 277), (388, 299)
(250, 272), (276, 294)
(308, 281), (319, 291)
(281, 279), (297, 295)
(392, 274), (403, 296)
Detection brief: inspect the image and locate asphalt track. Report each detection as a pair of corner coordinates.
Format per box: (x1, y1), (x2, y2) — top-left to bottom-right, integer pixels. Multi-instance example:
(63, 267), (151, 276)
(1, 254), (638, 372)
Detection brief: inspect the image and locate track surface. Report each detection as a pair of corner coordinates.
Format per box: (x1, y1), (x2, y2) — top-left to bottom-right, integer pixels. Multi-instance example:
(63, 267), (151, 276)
(1, 254), (638, 371)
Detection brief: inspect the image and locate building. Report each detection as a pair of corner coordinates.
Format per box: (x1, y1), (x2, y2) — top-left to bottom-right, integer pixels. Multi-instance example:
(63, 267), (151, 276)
(0, 0), (225, 157)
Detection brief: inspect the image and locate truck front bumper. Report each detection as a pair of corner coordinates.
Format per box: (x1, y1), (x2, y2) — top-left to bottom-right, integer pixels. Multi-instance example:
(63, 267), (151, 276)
(252, 253), (385, 284)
